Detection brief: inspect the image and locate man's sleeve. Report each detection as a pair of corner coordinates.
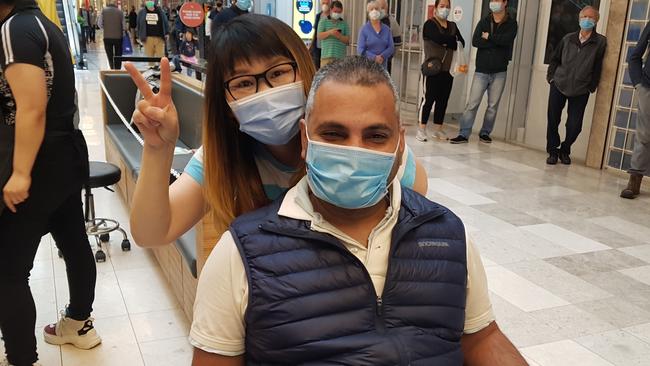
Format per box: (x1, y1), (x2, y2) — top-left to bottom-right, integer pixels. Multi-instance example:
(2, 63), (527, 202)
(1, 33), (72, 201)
(629, 23), (650, 87)
(488, 20), (518, 47)
(547, 36), (566, 83)
(189, 231), (248, 356)
(464, 235), (496, 334)
(590, 38), (608, 93)
(472, 19), (491, 49)
(0, 15), (47, 69)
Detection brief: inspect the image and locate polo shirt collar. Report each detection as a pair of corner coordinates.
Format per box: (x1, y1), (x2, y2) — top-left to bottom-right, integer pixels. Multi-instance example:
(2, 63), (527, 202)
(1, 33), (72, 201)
(278, 177), (402, 225)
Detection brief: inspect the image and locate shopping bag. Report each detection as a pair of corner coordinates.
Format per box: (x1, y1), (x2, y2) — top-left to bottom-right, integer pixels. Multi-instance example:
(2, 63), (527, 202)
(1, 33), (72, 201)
(450, 41), (468, 77)
(122, 32), (133, 55)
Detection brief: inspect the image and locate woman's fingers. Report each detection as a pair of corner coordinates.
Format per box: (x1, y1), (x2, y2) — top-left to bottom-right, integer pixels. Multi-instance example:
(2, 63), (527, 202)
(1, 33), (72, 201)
(158, 58), (172, 103)
(125, 62), (155, 100)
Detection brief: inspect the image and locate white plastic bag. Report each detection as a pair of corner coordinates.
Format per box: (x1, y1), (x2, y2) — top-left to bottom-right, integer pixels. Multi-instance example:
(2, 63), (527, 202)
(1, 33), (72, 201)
(450, 41), (468, 77)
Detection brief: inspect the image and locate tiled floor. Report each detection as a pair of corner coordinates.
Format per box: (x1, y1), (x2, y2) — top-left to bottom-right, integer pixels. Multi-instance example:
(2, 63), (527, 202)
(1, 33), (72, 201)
(3, 39), (650, 366)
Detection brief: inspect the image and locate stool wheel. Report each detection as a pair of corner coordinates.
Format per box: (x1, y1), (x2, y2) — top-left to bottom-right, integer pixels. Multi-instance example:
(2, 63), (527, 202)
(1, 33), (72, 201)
(95, 250), (107, 263)
(121, 239), (131, 251)
(100, 233), (110, 243)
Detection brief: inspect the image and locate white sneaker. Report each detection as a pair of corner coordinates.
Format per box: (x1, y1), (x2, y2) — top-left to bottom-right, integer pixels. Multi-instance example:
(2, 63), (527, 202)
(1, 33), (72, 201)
(433, 129), (448, 141)
(0, 359), (41, 366)
(43, 310), (101, 350)
(416, 127), (428, 142)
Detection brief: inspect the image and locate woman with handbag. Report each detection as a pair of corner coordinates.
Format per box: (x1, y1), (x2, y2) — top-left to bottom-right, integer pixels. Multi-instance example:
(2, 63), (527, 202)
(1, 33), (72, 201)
(417, 0), (465, 142)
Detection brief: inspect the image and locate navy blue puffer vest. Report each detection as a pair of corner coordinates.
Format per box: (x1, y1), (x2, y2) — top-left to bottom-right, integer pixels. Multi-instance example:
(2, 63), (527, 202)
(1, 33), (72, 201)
(230, 188), (467, 365)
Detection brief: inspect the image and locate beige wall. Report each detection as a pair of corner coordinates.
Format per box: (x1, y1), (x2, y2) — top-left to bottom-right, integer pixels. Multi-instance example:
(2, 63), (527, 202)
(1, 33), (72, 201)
(586, 0), (630, 168)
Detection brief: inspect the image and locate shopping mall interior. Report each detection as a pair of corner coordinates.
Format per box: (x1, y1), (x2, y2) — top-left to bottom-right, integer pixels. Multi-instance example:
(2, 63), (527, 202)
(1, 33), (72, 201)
(2, 0), (650, 365)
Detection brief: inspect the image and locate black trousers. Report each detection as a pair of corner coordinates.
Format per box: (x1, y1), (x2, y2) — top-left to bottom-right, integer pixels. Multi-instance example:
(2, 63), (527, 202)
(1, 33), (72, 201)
(104, 38), (123, 70)
(546, 83), (590, 155)
(418, 71), (454, 125)
(0, 133), (96, 366)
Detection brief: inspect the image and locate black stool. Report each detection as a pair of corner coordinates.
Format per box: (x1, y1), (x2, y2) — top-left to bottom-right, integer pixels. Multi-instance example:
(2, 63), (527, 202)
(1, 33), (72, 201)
(85, 162), (131, 262)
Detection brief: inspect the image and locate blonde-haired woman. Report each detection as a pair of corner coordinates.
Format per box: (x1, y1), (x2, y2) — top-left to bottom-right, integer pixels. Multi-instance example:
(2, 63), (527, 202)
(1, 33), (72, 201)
(358, 1), (394, 69)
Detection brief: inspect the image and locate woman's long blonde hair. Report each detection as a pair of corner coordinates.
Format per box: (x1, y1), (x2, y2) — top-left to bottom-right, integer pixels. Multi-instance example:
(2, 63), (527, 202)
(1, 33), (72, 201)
(203, 14), (316, 234)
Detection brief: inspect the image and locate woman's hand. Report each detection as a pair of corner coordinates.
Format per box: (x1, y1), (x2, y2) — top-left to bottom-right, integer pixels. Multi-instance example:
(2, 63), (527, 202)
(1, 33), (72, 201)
(3, 172), (31, 213)
(125, 58), (180, 150)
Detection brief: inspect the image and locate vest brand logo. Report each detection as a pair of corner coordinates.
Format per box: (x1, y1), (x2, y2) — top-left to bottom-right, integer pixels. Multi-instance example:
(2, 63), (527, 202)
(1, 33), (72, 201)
(418, 241), (449, 248)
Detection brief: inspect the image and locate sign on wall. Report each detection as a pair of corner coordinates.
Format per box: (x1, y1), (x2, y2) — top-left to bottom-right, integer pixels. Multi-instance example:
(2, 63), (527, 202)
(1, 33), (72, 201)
(293, 0), (316, 40)
(180, 2), (204, 28)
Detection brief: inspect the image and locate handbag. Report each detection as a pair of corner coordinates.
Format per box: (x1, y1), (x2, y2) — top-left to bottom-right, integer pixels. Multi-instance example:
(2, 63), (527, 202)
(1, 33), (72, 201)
(421, 51), (447, 77)
(122, 32), (133, 55)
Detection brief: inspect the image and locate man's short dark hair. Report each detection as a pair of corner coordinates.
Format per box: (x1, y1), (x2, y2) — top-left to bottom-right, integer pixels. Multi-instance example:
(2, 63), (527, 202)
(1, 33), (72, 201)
(305, 56), (399, 120)
(331, 1), (343, 9)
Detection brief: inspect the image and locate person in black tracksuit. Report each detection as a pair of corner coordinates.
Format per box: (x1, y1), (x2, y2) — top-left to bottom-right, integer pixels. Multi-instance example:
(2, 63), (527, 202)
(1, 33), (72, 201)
(0, 0), (100, 364)
(417, 0), (465, 142)
(545, 6), (606, 165)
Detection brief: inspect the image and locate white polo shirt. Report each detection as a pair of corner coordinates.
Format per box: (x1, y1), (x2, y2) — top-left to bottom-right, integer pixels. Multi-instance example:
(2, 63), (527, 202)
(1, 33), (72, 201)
(190, 178), (495, 356)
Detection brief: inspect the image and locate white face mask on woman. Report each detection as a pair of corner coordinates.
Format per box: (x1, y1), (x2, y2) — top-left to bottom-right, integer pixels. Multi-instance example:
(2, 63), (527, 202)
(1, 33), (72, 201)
(228, 82), (305, 146)
(369, 9), (381, 21)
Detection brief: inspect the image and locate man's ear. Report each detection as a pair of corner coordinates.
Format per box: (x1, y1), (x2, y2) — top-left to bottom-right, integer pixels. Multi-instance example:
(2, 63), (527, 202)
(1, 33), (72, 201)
(300, 119), (308, 160)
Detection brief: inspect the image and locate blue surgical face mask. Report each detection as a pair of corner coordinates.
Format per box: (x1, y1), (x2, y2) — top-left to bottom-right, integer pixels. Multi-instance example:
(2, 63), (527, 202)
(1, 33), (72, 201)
(236, 0), (251, 11)
(437, 7), (450, 19)
(306, 134), (400, 210)
(579, 17), (596, 30)
(229, 82), (305, 146)
(489, 2), (503, 13)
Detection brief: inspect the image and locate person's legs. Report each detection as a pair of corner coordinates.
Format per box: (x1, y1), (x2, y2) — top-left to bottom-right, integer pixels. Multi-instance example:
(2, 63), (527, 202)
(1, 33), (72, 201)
(113, 39), (123, 70)
(144, 37), (155, 57)
(630, 85), (650, 176)
(104, 38), (115, 69)
(154, 37), (166, 58)
(0, 210), (47, 366)
(48, 192), (96, 322)
(433, 72), (454, 125)
(418, 75), (435, 125)
(560, 92), (590, 156)
(546, 83), (567, 155)
(479, 71), (507, 137)
(458, 73), (490, 138)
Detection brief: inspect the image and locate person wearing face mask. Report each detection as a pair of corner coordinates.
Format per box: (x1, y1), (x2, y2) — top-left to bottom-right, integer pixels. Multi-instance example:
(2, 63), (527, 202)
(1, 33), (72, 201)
(417, 0), (465, 142)
(450, 0), (517, 144)
(358, 0), (394, 70)
(125, 15), (428, 264)
(0, 0), (102, 364)
(188, 56), (527, 366)
(377, 0), (402, 73)
(129, 6), (139, 48)
(136, 0), (169, 62)
(545, 6), (606, 166)
(310, 0), (331, 69)
(622, 22), (650, 199)
(316, 1), (349, 67)
(210, 0), (250, 36)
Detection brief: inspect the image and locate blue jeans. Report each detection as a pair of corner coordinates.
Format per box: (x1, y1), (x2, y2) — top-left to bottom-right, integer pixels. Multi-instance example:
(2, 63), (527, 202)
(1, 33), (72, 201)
(459, 72), (507, 138)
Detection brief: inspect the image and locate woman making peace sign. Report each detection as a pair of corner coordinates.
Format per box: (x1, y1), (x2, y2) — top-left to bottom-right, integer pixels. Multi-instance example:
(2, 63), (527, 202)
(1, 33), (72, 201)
(126, 14), (428, 250)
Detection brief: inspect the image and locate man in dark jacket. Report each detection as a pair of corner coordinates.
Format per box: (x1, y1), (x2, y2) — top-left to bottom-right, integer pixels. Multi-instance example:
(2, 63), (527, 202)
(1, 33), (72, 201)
(451, 0), (517, 144)
(622, 21), (650, 198)
(545, 6), (606, 165)
(210, 0), (249, 35)
(310, 0), (331, 69)
(137, 0), (169, 62)
(99, 2), (125, 69)
(189, 56), (527, 366)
